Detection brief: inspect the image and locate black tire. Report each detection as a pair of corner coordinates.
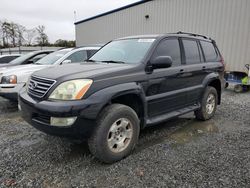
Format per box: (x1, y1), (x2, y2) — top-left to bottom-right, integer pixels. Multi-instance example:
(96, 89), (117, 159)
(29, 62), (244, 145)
(88, 104), (140, 163)
(195, 86), (218, 121)
(234, 85), (243, 93)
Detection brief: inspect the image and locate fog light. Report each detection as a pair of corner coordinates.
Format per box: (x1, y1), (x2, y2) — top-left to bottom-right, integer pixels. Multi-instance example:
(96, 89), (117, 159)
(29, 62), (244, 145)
(50, 117), (77, 127)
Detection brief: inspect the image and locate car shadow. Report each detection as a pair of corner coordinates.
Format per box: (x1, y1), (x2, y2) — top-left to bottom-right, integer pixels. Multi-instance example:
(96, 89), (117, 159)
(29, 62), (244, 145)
(53, 113), (218, 162)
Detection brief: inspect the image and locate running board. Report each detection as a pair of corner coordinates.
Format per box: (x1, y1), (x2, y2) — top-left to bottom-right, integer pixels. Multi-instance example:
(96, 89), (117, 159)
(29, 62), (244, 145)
(146, 104), (200, 126)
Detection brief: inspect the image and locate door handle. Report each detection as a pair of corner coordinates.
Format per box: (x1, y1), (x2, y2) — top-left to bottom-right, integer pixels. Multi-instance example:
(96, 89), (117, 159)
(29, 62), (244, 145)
(202, 66), (206, 70)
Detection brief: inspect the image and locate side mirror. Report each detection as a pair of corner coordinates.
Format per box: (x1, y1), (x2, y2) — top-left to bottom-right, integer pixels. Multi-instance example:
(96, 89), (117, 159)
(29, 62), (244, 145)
(151, 56), (173, 69)
(61, 59), (71, 64)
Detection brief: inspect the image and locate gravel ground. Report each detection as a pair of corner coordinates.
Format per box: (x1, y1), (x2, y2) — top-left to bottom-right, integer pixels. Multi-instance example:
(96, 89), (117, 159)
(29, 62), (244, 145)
(0, 90), (249, 188)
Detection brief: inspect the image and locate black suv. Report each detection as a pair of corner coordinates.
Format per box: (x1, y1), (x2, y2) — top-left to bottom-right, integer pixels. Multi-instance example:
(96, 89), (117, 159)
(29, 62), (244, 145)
(19, 32), (224, 163)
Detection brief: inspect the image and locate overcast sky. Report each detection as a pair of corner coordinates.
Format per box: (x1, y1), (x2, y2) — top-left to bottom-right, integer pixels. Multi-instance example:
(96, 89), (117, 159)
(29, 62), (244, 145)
(0, 0), (140, 42)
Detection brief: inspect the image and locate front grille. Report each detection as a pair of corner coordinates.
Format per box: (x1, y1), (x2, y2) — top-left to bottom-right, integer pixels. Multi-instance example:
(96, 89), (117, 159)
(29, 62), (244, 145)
(32, 114), (50, 124)
(28, 76), (56, 98)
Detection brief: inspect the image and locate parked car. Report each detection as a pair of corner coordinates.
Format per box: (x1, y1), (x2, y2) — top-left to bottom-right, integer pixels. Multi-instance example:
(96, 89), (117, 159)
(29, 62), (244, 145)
(0, 50), (54, 69)
(0, 46), (100, 100)
(19, 32), (224, 163)
(0, 54), (21, 64)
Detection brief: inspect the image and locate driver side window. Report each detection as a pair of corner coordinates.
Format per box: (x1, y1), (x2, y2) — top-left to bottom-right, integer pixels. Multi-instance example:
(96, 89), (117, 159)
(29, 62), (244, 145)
(152, 38), (181, 66)
(65, 50), (87, 63)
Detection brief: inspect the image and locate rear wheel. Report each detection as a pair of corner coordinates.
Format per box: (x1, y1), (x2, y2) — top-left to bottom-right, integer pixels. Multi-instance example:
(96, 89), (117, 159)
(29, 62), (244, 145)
(88, 104), (140, 163)
(234, 84), (243, 93)
(195, 86), (218, 121)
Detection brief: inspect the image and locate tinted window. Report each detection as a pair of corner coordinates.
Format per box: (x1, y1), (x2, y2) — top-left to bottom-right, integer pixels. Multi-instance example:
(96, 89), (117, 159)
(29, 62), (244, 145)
(0, 56), (18, 64)
(66, 50), (87, 63)
(200, 41), (218, 61)
(152, 38), (181, 66)
(183, 39), (201, 64)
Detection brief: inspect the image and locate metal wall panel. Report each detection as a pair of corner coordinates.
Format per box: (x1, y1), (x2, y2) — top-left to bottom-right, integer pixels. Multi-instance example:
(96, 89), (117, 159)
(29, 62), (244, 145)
(75, 0), (250, 71)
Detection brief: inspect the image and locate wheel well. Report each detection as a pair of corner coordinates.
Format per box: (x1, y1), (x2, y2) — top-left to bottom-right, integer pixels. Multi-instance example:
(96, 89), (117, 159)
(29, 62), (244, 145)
(111, 94), (145, 128)
(208, 79), (221, 104)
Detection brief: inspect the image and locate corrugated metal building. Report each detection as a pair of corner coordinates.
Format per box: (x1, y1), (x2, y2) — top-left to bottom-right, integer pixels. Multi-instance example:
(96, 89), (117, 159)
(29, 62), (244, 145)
(75, 0), (250, 71)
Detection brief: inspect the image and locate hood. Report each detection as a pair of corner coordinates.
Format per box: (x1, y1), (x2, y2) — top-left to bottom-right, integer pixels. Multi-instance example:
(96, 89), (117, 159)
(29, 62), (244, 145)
(33, 62), (135, 80)
(0, 64), (52, 77)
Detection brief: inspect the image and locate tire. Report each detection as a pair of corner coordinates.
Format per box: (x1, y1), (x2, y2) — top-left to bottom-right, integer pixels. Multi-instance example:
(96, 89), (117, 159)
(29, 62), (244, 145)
(234, 85), (243, 93)
(88, 104), (140, 163)
(195, 86), (218, 121)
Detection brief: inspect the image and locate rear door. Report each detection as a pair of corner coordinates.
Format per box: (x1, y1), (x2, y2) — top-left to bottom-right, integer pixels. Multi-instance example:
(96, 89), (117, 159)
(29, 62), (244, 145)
(180, 38), (207, 105)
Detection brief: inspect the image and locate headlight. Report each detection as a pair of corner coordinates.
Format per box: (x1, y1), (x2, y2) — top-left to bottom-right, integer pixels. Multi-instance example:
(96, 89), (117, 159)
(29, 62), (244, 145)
(49, 79), (93, 100)
(1, 75), (17, 84)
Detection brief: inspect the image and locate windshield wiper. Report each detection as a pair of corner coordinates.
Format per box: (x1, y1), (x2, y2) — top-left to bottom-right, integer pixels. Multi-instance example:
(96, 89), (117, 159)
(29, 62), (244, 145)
(100, 60), (125, 64)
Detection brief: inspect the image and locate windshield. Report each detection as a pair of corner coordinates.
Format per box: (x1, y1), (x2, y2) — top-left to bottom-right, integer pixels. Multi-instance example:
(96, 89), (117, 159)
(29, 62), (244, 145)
(89, 38), (155, 64)
(34, 49), (71, 65)
(9, 52), (35, 65)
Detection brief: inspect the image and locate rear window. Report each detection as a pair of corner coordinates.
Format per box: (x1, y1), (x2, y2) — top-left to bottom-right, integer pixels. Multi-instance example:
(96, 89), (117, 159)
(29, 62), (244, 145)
(182, 39), (201, 64)
(200, 41), (218, 62)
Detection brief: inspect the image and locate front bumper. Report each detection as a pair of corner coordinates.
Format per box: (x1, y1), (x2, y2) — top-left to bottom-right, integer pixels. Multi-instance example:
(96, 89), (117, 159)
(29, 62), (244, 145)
(0, 83), (25, 100)
(19, 90), (104, 139)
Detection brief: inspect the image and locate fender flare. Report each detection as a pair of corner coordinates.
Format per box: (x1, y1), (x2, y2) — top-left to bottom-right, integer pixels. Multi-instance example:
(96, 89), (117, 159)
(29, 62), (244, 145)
(81, 82), (147, 120)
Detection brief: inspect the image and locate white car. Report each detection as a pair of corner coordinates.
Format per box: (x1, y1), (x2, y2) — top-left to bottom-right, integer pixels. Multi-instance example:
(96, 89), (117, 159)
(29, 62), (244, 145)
(0, 46), (100, 100)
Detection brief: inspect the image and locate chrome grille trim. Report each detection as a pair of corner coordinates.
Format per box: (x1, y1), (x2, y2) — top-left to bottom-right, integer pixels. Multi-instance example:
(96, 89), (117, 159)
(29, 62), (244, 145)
(28, 75), (56, 98)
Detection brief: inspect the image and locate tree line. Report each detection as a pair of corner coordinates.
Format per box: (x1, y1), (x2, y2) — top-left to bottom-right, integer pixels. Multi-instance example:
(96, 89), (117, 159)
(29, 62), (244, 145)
(0, 20), (75, 48)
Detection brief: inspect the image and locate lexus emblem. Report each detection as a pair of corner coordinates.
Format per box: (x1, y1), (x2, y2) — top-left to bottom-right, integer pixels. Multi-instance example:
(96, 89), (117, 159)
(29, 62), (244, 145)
(31, 81), (38, 90)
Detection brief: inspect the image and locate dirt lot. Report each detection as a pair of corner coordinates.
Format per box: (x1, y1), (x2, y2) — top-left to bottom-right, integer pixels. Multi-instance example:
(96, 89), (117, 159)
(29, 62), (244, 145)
(0, 90), (249, 188)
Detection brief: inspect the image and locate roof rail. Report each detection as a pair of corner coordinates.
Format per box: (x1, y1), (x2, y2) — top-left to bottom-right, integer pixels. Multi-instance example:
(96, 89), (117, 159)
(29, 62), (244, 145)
(176, 31), (209, 39)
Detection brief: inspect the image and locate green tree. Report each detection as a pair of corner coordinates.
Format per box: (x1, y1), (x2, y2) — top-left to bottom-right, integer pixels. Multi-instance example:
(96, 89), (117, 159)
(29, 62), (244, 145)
(54, 39), (75, 47)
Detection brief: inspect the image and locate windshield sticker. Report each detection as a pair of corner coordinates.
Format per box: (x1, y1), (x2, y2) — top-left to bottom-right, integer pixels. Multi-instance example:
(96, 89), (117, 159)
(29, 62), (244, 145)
(138, 39), (155, 43)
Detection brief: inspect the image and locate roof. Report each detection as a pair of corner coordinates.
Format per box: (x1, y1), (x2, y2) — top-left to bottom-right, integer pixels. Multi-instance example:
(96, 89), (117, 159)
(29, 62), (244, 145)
(74, 0), (153, 25)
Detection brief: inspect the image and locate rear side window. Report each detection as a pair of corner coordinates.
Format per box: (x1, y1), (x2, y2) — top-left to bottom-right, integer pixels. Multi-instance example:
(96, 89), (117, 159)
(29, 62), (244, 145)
(200, 41), (218, 61)
(182, 39), (201, 64)
(152, 38), (181, 66)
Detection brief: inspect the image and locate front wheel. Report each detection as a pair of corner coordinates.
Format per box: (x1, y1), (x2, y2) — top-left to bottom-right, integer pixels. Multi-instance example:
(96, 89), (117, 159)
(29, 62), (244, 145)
(195, 86), (218, 121)
(88, 104), (140, 163)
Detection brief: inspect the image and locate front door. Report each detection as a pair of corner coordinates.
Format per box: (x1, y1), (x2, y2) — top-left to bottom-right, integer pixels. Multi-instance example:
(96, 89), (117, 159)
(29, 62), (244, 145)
(146, 38), (187, 118)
